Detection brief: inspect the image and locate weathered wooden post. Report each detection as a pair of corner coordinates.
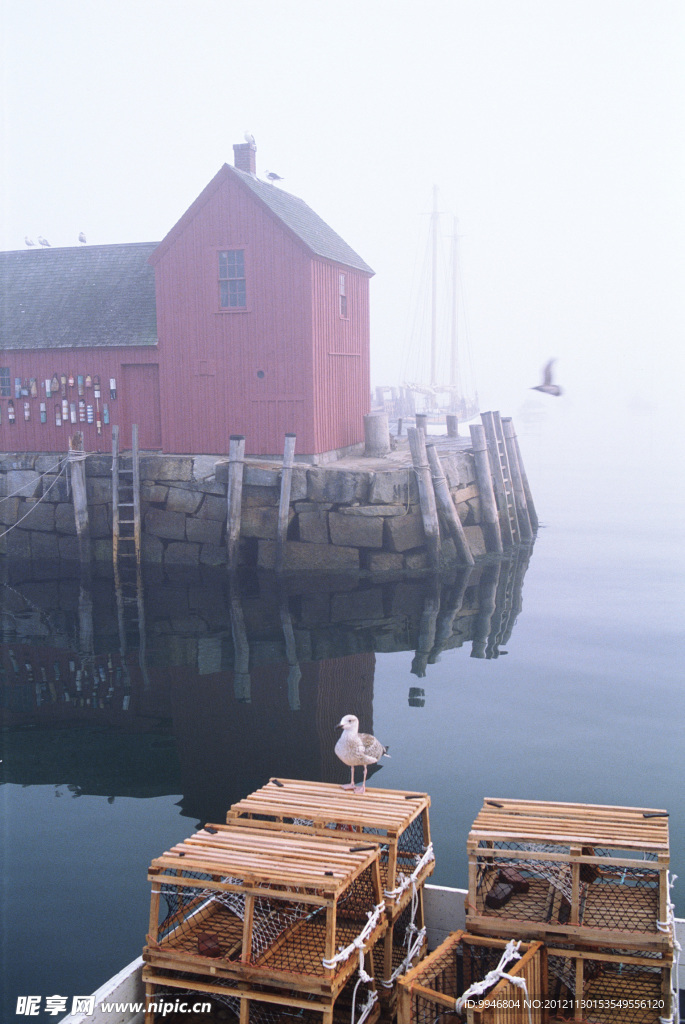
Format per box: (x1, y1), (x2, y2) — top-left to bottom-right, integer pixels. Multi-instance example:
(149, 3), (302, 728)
(69, 431), (90, 560)
(275, 433), (296, 573)
(470, 560), (501, 658)
(511, 421), (539, 530)
(229, 576), (251, 703)
(396, 417), (403, 436)
(364, 412), (391, 456)
(446, 414), (459, 437)
(131, 423), (142, 565)
(411, 578), (440, 677)
(480, 410), (515, 546)
(426, 443), (474, 565)
(415, 412), (428, 434)
(111, 425), (120, 572)
(501, 417), (533, 541)
(226, 434), (246, 572)
(469, 423), (503, 553)
(407, 426), (441, 569)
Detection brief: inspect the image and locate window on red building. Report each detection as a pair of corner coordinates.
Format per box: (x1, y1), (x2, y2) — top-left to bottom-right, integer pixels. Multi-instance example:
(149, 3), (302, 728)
(219, 250), (246, 308)
(0, 368), (11, 398)
(339, 273), (347, 318)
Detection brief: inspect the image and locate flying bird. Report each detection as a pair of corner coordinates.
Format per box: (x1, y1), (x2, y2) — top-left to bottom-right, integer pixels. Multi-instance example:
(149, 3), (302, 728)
(38, 236), (51, 247)
(244, 131), (256, 145)
(25, 236), (36, 247)
(78, 232), (87, 244)
(335, 714), (390, 795)
(266, 170), (283, 183)
(531, 359), (563, 396)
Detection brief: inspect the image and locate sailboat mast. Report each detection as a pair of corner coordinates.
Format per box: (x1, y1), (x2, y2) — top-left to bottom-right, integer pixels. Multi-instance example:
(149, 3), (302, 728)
(450, 215), (458, 389)
(430, 185), (439, 388)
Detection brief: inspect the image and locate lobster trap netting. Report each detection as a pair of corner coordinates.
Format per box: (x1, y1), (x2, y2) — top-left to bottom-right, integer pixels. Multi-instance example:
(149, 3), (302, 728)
(472, 843), (662, 935)
(373, 897), (426, 989)
(154, 863), (381, 980)
(547, 950), (670, 1024)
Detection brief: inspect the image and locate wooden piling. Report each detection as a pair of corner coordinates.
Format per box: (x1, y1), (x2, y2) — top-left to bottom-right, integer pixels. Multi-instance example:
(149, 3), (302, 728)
(111, 425), (120, 571)
(275, 433), (296, 573)
(511, 422), (539, 530)
(226, 434), (246, 572)
(131, 423), (142, 565)
(407, 426), (441, 569)
(470, 561), (501, 658)
(69, 431), (90, 560)
(469, 424), (503, 553)
(415, 413), (428, 434)
(446, 414), (458, 437)
(426, 443), (474, 565)
(501, 417), (533, 540)
(396, 417), (403, 436)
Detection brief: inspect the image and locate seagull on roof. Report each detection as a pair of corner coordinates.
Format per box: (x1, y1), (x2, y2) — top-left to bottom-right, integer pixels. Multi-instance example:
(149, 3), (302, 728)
(38, 236), (51, 247)
(335, 714), (390, 795)
(25, 236), (36, 247)
(531, 359), (563, 396)
(266, 170), (283, 183)
(244, 131), (256, 145)
(78, 232), (87, 244)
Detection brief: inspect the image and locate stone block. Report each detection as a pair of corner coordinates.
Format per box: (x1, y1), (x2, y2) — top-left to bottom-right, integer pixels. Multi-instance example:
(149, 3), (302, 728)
(244, 464), (280, 488)
(214, 459), (229, 485)
(0, 454), (37, 471)
(200, 543), (228, 566)
(144, 508), (186, 540)
(6, 470), (41, 498)
(383, 510), (425, 552)
(16, 500), (55, 532)
(329, 511), (383, 549)
(35, 455), (64, 474)
(331, 588), (384, 623)
(164, 542), (201, 566)
(240, 505), (285, 540)
(89, 504), (111, 539)
(442, 452), (475, 488)
(404, 549), (430, 570)
(29, 531), (62, 561)
(55, 503), (77, 535)
(166, 486), (203, 514)
(186, 517), (223, 546)
(291, 466), (308, 501)
(141, 482), (169, 504)
(307, 468), (370, 504)
(5, 527), (31, 558)
(0, 497), (20, 526)
(298, 508), (329, 544)
(85, 455), (113, 477)
(337, 504), (407, 517)
(41, 473), (70, 502)
(467, 497), (482, 524)
(258, 539), (359, 572)
(92, 538), (115, 564)
(241, 485), (278, 508)
(193, 456), (222, 482)
(141, 455), (193, 481)
(462, 525), (487, 557)
(86, 477), (112, 505)
(195, 494), (226, 522)
(368, 469), (418, 505)
(365, 551), (404, 572)
(57, 535), (82, 561)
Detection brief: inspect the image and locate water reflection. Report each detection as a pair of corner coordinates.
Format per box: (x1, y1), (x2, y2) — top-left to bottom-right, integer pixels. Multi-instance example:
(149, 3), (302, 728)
(0, 548), (532, 821)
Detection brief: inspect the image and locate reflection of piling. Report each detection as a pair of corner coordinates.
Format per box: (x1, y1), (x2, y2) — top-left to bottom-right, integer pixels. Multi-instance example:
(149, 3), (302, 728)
(500, 544), (534, 646)
(408, 427), (441, 569)
(430, 567), (473, 661)
(502, 417), (533, 541)
(275, 434), (296, 574)
(470, 561), (501, 658)
(229, 577), (251, 702)
(411, 578), (440, 677)
(69, 432), (90, 561)
(279, 589), (302, 711)
(469, 424), (503, 553)
(426, 443), (474, 565)
(226, 435), (246, 573)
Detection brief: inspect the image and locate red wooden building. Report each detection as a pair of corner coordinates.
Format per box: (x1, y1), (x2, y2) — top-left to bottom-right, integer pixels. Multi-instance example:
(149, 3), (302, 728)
(0, 141), (373, 458)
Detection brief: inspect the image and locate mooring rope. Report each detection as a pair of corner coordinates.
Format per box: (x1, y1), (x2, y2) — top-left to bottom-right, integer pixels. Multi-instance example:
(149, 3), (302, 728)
(321, 901), (385, 969)
(384, 842), (435, 899)
(349, 948), (378, 1024)
(0, 452), (71, 504)
(0, 460), (71, 540)
(454, 939), (533, 1024)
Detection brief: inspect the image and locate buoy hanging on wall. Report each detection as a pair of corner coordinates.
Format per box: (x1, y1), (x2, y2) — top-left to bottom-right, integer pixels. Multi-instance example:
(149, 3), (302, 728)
(55, 404), (61, 427)
(103, 404), (109, 425)
(87, 404), (94, 423)
(77, 375), (84, 395)
(79, 399), (86, 422)
(68, 373), (75, 389)
(85, 374), (92, 389)
(45, 378), (52, 398)
(30, 379), (37, 397)
(109, 378), (117, 400)
(51, 374), (59, 395)
(60, 375), (67, 397)
(24, 401), (30, 421)
(40, 403), (47, 423)
(8, 401), (15, 423)
(62, 399), (68, 421)
(70, 402), (77, 424)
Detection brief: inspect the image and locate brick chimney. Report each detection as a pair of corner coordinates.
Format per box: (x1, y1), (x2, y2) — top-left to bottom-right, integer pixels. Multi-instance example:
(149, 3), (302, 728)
(233, 140), (256, 175)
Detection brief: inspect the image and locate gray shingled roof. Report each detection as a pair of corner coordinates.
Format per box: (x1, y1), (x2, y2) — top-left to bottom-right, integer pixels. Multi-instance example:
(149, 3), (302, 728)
(229, 166), (374, 275)
(0, 242), (158, 350)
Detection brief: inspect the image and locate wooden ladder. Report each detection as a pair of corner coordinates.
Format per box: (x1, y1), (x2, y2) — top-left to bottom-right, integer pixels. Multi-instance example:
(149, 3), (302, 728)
(480, 410), (520, 546)
(112, 423), (141, 571)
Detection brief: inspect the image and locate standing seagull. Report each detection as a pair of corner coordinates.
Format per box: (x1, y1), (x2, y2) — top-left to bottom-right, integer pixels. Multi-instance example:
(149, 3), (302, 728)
(266, 170), (283, 184)
(78, 232), (87, 244)
(335, 714), (390, 795)
(25, 236), (36, 247)
(531, 359), (563, 396)
(38, 236), (51, 247)
(244, 131), (256, 145)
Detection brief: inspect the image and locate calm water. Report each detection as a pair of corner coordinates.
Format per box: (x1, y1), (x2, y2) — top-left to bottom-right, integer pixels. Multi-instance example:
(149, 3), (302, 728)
(1, 397), (683, 1021)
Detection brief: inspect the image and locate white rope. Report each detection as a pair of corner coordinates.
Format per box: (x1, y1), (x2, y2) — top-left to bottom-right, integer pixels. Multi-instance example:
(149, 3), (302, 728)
(350, 949), (378, 1024)
(321, 901), (385, 969)
(0, 461), (70, 539)
(381, 878), (426, 988)
(67, 448), (89, 462)
(657, 872), (680, 1024)
(384, 842), (435, 899)
(0, 453), (71, 504)
(455, 940), (533, 1024)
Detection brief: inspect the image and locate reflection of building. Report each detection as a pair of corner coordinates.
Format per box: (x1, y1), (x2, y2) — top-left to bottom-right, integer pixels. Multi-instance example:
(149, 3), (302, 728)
(0, 141), (373, 457)
(0, 552), (531, 819)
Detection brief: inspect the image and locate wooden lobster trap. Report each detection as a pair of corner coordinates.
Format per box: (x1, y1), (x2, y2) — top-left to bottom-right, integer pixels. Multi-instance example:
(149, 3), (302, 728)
(372, 891), (428, 1012)
(545, 944), (673, 1023)
(226, 778), (434, 915)
(466, 799), (672, 952)
(143, 823), (387, 1000)
(396, 930), (545, 1024)
(141, 962), (382, 1024)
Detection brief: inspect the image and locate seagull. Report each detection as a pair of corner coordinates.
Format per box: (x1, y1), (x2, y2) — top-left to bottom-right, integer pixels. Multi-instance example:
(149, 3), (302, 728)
(531, 358), (563, 396)
(25, 236), (36, 247)
(335, 714), (390, 795)
(78, 232), (87, 244)
(266, 170), (283, 183)
(244, 131), (256, 145)
(38, 236), (51, 247)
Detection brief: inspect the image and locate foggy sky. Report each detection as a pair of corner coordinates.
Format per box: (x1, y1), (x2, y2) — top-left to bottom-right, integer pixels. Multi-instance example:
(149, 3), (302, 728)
(2, 0), (684, 417)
